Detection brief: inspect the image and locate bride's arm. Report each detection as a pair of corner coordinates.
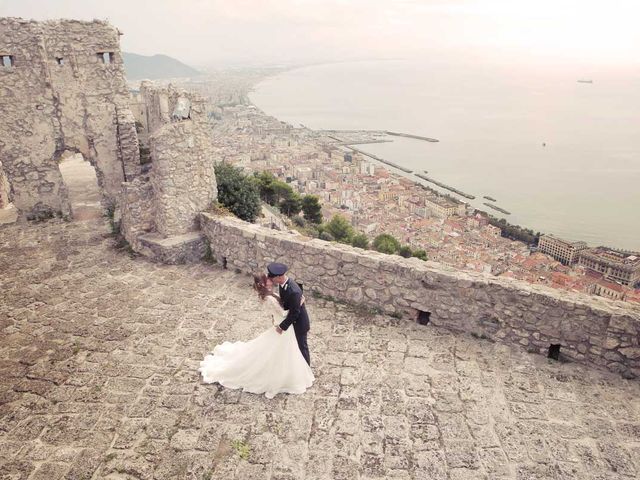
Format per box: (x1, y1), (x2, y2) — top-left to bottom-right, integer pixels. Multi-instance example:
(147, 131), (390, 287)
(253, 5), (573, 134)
(265, 295), (287, 325)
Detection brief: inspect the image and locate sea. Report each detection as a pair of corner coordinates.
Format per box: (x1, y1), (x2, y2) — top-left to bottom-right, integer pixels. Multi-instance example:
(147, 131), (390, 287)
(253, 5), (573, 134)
(250, 58), (640, 251)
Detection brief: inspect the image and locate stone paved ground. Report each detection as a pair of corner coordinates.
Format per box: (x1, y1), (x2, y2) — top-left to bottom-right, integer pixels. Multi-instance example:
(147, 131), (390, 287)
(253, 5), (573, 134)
(1, 218), (640, 480)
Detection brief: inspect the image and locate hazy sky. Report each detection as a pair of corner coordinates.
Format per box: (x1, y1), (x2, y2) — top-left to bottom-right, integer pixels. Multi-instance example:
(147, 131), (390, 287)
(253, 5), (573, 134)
(1, 0), (639, 68)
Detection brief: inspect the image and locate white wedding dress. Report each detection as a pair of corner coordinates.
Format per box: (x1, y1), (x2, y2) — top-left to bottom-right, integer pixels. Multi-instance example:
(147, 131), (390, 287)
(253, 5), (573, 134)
(199, 295), (314, 399)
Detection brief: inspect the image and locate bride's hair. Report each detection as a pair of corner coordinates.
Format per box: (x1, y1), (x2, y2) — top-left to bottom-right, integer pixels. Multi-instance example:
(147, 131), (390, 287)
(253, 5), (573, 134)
(253, 273), (273, 300)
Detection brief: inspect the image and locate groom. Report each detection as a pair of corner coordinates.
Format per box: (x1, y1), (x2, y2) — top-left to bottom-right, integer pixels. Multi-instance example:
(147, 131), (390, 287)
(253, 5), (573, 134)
(267, 262), (311, 366)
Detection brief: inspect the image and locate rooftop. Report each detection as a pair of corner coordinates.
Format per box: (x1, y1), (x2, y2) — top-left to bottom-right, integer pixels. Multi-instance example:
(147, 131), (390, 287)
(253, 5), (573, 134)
(583, 247), (640, 267)
(1, 218), (639, 479)
(540, 234), (588, 248)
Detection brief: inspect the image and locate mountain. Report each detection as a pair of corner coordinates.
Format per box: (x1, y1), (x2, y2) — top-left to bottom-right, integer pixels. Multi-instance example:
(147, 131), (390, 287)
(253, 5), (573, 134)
(122, 52), (200, 80)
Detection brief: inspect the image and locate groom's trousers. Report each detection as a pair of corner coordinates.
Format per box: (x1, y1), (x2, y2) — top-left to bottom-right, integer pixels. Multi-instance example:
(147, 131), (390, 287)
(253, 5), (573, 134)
(295, 328), (310, 366)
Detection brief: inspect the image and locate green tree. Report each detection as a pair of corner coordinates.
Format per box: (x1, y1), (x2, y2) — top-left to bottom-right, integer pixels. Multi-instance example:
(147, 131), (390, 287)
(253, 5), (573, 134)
(215, 163), (261, 222)
(273, 180), (295, 205)
(350, 233), (369, 249)
(301, 195), (323, 224)
(279, 191), (302, 217)
(253, 171), (278, 205)
(412, 249), (428, 261)
(324, 215), (354, 243)
(398, 245), (413, 258)
(372, 233), (400, 254)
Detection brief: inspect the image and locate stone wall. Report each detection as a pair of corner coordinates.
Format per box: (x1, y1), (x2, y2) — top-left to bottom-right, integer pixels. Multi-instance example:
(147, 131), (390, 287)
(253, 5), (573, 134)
(150, 121), (217, 237)
(139, 81), (209, 135)
(0, 17), (139, 219)
(117, 175), (154, 254)
(0, 161), (9, 208)
(118, 83), (217, 261)
(200, 213), (640, 379)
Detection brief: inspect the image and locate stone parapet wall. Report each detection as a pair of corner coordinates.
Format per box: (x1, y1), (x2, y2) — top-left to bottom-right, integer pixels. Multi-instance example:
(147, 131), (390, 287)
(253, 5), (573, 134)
(150, 121), (217, 237)
(200, 213), (640, 378)
(118, 176), (154, 254)
(0, 17), (139, 218)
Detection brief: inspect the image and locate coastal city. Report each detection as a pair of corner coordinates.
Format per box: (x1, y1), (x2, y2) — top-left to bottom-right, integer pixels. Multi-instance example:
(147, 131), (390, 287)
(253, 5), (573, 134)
(187, 76), (640, 305)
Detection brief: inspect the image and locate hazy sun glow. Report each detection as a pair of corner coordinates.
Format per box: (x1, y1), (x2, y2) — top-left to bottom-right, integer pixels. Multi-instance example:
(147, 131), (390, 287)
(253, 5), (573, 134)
(1, 0), (638, 66)
(438, 0), (640, 62)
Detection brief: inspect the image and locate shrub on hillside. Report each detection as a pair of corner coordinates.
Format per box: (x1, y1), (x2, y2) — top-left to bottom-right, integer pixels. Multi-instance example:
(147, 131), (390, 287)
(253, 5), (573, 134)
(214, 163), (261, 222)
(324, 215), (354, 244)
(412, 249), (428, 261)
(301, 195), (323, 224)
(372, 233), (400, 254)
(350, 233), (369, 249)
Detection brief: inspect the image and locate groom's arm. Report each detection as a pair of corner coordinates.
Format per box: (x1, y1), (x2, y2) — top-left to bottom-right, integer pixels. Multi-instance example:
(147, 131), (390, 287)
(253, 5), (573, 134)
(279, 289), (302, 331)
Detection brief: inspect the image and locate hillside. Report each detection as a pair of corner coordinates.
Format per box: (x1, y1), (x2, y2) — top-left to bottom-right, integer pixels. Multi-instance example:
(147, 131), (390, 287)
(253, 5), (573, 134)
(122, 52), (200, 80)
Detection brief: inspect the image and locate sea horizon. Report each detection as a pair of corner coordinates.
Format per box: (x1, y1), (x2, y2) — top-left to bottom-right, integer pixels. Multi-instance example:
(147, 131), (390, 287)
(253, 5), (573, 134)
(250, 58), (640, 251)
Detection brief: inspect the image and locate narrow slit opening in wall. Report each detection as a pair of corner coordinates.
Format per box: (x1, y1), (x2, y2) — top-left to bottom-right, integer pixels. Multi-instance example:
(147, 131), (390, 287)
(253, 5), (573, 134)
(2, 55), (14, 67)
(96, 52), (110, 64)
(108, 52), (115, 64)
(57, 152), (102, 220)
(548, 344), (561, 361)
(222, 257), (228, 269)
(417, 310), (431, 325)
(56, 57), (64, 65)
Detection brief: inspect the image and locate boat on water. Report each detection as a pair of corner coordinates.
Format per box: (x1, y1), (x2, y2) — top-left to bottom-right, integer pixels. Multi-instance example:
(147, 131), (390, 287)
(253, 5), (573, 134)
(577, 79), (593, 84)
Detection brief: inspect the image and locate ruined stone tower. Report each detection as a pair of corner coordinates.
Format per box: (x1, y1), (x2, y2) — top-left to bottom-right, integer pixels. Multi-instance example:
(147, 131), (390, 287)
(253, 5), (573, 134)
(118, 82), (218, 263)
(0, 17), (139, 219)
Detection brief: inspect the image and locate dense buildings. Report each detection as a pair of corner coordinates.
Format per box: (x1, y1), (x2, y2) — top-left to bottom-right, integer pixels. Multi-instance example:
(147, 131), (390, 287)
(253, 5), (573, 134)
(182, 80), (640, 305)
(579, 247), (640, 287)
(424, 195), (466, 218)
(590, 279), (627, 301)
(537, 234), (587, 265)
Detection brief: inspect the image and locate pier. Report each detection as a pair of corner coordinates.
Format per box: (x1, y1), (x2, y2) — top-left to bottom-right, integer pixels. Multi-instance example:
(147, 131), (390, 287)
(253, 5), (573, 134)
(414, 173), (475, 199)
(347, 146), (413, 173)
(318, 129), (439, 143)
(483, 202), (511, 215)
(385, 131), (439, 142)
(326, 135), (392, 146)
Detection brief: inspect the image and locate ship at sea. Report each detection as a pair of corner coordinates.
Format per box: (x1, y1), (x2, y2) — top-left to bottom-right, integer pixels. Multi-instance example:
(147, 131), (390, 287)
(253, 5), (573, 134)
(577, 79), (593, 84)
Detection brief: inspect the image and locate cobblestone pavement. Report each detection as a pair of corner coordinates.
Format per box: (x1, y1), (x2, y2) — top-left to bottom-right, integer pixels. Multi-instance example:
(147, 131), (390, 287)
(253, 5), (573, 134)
(1, 218), (639, 480)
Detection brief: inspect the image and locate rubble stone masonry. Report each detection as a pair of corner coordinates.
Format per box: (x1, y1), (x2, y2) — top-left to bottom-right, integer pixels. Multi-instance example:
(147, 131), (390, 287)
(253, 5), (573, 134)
(150, 121), (217, 237)
(118, 82), (217, 259)
(0, 161), (9, 208)
(201, 213), (640, 379)
(0, 18), (139, 219)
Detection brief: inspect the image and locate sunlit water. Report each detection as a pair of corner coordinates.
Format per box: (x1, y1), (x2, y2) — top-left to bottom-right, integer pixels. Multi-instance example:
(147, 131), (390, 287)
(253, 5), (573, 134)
(251, 59), (640, 250)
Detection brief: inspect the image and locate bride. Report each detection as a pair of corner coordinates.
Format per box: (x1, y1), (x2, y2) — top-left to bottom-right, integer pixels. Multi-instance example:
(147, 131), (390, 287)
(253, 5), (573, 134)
(198, 273), (314, 399)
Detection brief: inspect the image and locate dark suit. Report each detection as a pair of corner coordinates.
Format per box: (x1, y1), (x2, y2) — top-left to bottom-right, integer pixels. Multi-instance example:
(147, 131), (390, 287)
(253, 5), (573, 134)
(279, 278), (311, 365)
